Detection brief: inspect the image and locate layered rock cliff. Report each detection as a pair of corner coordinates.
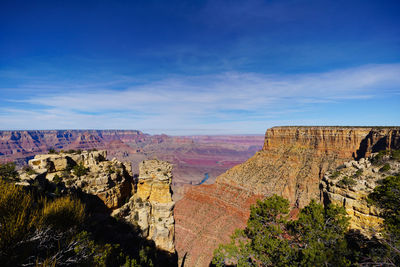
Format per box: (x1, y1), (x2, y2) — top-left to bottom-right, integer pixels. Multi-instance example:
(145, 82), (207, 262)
(113, 160), (176, 253)
(19, 150), (176, 255)
(175, 126), (400, 266)
(0, 130), (263, 200)
(322, 151), (400, 236)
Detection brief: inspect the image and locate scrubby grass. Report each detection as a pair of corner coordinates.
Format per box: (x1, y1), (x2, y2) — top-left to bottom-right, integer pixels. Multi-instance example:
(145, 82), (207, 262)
(40, 196), (85, 230)
(380, 163), (391, 172)
(337, 176), (357, 187)
(353, 169), (363, 178)
(330, 171), (341, 179)
(391, 150), (400, 161)
(0, 180), (38, 250)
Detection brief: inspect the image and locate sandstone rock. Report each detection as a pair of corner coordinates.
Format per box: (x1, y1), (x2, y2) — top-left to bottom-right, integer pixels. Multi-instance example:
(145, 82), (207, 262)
(114, 159), (176, 254)
(321, 156), (400, 236)
(28, 150), (132, 210)
(175, 126), (400, 266)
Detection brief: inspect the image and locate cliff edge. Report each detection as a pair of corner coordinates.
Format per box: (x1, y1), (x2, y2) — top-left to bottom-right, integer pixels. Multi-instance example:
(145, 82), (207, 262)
(175, 126), (400, 266)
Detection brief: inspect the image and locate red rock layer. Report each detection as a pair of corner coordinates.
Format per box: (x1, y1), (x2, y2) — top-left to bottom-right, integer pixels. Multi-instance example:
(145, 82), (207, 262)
(175, 126), (400, 266)
(175, 182), (261, 267)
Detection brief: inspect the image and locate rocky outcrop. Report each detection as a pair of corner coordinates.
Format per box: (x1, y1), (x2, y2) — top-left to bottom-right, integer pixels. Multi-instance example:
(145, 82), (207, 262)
(218, 127), (400, 207)
(113, 160), (175, 253)
(21, 151), (176, 254)
(322, 153), (400, 236)
(27, 150), (132, 209)
(175, 126), (400, 266)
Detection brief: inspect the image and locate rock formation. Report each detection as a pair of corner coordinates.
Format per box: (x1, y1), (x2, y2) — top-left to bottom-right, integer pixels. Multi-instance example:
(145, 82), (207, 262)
(27, 150), (132, 209)
(113, 160), (175, 253)
(175, 126), (400, 266)
(322, 152), (400, 236)
(20, 150), (176, 255)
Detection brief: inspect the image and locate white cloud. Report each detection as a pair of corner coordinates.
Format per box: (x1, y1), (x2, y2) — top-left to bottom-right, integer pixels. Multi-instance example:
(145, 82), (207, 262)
(1, 64), (399, 134)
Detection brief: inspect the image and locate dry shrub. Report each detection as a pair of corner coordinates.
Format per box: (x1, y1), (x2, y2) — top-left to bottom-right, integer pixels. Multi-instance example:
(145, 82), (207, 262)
(0, 180), (38, 250)
(40, 196), (85, 230)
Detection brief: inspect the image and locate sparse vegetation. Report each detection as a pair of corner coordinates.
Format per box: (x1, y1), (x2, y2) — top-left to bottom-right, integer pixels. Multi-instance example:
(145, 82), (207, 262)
(0, 176), (160, 266)
(23, 165), (37, 175)
(52, 174), (62, 184)
(367, 174), (400, 265)
(391, 149), (400, 160)
(73, 163), (89, 177)
(337, 176), (357, 187)
(40, 196), (85, 230)
(372, 150), (390, 165)
(380, 163), (391, 172)
(48, 148), (57, 154)
(0, 162), (19, 181)
(330, 170), (341, 179)
(212, 195), (351, 266)
(353, 168), (363, 178)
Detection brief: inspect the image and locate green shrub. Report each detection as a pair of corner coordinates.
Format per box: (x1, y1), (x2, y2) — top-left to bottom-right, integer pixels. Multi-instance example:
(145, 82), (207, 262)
(353, 169), (363, 178)
(22, 165), (37, 175)
(368, 174), (400, 265)
(330, 171), (341, 179)
(73, 163), (89, 177)
(380, 163), (391, 172)
(391, 150), (400, 161)
(48, 148), (57, 154)
(372, 150), (390, 165)
(53, 174), (62, 184)
(0, 162), (19, 181)
(337, 176), (357, 187)
(212, 195), (350, 267)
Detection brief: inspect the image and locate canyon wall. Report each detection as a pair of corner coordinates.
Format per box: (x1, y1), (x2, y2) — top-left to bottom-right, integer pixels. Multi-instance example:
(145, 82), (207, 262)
(0, 130), (263, 199)
(113, 160), (176, 253)
(175, 126), (400, 266)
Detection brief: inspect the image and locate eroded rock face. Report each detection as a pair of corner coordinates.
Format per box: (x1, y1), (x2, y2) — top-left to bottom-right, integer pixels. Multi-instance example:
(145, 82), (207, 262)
(321, 154), (400, 236)
(113, 160), (175, 254)
(27, 150), (132, 209)
(21, 151), (176, 256)
(175, 126), (400, 266)
(175, 183), (260, 266)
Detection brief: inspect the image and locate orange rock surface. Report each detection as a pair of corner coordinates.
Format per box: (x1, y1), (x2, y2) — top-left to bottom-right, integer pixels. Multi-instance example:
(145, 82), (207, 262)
(175, 126), (400, 266)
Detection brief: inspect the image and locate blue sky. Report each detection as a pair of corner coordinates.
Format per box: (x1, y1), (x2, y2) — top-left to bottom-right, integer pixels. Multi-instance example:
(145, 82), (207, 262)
(0, 0), (399, 135)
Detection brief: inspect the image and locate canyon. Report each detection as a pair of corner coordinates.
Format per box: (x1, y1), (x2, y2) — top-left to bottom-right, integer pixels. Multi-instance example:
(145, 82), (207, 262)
(3, 127), (400, 266)
(175, 126), (400, 266)
(0, 130), (264, 199)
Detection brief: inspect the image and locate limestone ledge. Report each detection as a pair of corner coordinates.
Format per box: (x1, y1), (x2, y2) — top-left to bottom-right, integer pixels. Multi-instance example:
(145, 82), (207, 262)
(321, 154), (400, 235)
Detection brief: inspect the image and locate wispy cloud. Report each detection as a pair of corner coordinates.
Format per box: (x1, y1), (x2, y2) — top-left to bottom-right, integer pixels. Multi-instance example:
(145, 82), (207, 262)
(0, 64), (399, 134)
